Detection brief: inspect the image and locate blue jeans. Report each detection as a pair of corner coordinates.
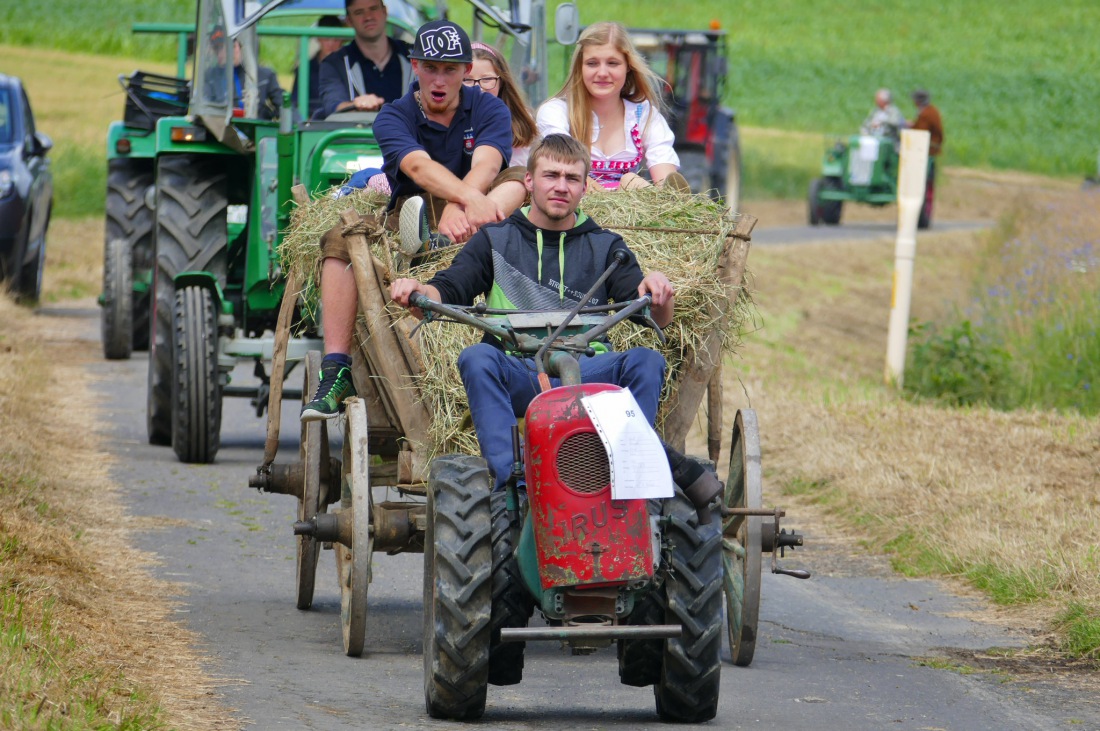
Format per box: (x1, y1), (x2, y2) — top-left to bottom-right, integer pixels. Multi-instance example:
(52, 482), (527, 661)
(457, 343), (667, 489)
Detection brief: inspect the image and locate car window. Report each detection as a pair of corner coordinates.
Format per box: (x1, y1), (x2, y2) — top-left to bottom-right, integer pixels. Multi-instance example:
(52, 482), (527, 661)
(21, 88), (36, 146)
(0, 88), (12, 144)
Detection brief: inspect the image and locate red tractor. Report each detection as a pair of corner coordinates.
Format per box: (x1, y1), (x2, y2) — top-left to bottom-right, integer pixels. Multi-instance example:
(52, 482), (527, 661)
(629, 26), (741, 210)
(412, 257), (806, 722)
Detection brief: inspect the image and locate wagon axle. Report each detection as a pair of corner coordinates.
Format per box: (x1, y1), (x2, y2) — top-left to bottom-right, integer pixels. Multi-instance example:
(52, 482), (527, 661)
(248, 457), (340, 501)
(716, 501), (812, 580)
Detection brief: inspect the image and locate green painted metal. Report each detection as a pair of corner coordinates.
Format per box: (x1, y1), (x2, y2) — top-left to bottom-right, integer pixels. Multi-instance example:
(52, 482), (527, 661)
(516, 510), (543, 601)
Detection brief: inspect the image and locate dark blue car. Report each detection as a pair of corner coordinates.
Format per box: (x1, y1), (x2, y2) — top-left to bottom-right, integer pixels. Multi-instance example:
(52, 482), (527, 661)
(0, 73), (53, 301)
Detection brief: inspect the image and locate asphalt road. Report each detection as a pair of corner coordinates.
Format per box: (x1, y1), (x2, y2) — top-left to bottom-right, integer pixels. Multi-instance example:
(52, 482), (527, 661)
(751, 220), (990, 246)
(54, 294), (1093, 731)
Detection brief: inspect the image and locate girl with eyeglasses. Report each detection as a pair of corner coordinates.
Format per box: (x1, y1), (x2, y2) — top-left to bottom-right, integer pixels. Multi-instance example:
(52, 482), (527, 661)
(465, 42), (538, 168)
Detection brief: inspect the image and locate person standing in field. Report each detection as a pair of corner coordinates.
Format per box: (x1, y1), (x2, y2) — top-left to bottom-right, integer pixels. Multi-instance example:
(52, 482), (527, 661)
(909, 88), (944, 158)
(910, 88), (944, 219)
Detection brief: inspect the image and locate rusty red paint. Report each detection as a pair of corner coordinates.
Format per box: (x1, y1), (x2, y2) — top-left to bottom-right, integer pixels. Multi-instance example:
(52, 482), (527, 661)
(525, 384), (655, 591)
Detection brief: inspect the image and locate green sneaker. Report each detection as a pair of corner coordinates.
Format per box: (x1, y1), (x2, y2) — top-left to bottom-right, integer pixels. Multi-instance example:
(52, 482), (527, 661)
(300, 360), (355, 422)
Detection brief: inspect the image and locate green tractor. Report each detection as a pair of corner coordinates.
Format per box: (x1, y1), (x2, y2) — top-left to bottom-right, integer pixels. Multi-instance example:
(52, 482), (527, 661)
(808, 134), (933, 229)
(101, 0), (436, 462)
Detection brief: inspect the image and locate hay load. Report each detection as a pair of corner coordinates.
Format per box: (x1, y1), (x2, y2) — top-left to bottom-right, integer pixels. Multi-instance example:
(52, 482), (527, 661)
(280, 186), (755, 462)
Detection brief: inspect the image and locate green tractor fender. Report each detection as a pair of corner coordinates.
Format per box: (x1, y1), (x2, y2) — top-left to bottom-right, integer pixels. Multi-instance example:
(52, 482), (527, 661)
(173, 271), (231, 320)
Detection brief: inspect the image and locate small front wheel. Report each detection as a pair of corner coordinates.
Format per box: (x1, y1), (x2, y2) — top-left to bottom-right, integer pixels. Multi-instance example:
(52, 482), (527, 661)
(171, 285), (222, 464)
(102, 237), (133, 360)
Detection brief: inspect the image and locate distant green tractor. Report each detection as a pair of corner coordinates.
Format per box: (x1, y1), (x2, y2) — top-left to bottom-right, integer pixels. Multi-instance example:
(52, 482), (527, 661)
(808, 134), (933, 229)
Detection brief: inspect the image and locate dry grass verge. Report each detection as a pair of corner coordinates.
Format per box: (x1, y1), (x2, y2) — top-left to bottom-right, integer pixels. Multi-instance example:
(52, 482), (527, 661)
(701, 189), (1100, 663)
(0, 286), (235, 726)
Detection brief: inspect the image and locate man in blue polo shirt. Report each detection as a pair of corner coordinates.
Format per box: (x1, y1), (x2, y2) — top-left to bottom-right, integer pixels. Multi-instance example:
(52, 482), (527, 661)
(302, 19), (528, 421)
(319, 0), (412, 117)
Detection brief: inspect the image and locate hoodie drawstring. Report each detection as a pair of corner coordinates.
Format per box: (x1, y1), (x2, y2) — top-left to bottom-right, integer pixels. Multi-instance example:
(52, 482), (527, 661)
(535, 228), (568, 303)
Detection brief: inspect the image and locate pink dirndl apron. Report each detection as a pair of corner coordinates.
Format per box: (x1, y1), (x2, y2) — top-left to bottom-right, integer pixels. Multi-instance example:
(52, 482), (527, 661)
(589, 104), (646, 189)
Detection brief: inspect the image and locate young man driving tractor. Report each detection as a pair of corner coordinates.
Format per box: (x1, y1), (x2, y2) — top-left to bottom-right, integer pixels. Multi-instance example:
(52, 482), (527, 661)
(390, 133), (718, 507)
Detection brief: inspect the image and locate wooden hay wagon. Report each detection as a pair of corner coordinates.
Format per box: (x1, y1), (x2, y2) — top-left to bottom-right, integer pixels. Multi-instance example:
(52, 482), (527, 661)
(249, 185), (803, 664)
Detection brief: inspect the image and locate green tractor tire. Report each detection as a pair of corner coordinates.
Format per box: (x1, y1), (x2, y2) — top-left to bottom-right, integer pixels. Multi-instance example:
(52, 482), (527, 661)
(820, 177), (843, 226)
(104, 158), (154, 355)
(147, 154), (227, 447)
(172, 284), (222, 464)
(808, 178), (824, 226)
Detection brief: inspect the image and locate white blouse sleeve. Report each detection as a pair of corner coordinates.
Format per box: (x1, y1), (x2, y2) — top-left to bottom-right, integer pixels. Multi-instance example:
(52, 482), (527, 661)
(640, 102), (680, 169)
(536, 98), (572, 139)
(509, 146), (530, 168)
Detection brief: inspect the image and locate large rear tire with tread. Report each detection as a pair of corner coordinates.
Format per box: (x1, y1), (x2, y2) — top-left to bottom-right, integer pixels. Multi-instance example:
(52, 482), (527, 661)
(705, 109), (741, 211)
(102, 237), (133, 360)
(172, 285), (222, 464)
(488, 491), (533, 686)
(147, 154), (227, 446)
(105, 158), (153, 353)
(654, 488), (723, 723)
(423, 455), (492, 720)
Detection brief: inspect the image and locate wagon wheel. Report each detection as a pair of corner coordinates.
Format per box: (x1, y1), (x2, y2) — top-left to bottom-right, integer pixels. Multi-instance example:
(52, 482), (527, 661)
(296, 350), (329, 610)
(722, 408), (762, 667)
(337, 398), (373, 657)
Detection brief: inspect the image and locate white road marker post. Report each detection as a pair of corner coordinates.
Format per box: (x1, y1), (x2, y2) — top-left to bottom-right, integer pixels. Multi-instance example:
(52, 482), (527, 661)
(884, 129), (930, 387)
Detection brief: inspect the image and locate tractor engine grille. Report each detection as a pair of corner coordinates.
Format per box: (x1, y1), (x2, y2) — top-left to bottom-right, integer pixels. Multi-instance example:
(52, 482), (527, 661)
(556, 431), (610, 495)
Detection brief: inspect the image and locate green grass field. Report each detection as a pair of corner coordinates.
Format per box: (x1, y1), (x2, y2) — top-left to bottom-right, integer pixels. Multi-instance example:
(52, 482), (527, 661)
(4, 0), (1097, 180)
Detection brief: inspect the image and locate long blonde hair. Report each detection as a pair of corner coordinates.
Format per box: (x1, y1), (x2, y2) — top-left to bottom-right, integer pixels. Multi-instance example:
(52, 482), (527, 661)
(556, 22), (665, 149)
(471, 43), (538, 150)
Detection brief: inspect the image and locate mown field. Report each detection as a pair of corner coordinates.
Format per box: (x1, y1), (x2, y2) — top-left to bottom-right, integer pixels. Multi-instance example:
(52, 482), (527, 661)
(3, 0), (1098, 204)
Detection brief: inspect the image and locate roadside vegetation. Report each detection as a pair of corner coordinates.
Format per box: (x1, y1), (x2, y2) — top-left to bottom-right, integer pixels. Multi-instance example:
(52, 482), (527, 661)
(907, 197), (1099, 415)
(715, 184), (1100, 662)
(0, 227), (233, 730)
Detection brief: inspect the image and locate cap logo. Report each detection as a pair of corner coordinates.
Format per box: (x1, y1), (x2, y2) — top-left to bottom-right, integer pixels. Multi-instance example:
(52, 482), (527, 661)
(418, 25), (465, 59)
